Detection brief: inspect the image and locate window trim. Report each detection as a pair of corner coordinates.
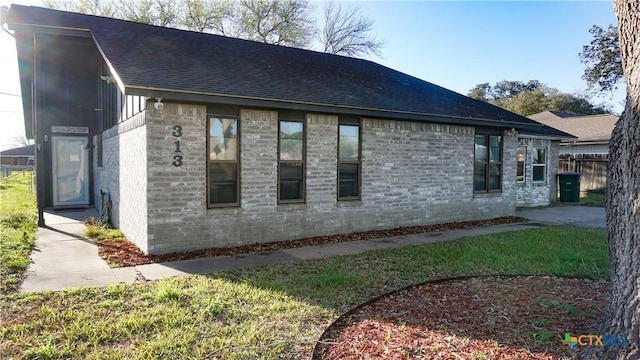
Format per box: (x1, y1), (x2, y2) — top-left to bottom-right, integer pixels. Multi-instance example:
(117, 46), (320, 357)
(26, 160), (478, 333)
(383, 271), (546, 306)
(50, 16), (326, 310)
(532, 147), (547, 183)
(337, 121), (362, 201)
(516, 146), (526, 183)
(207, 115), (240, 208)
(474, 132), (503, 193)
(278, 119), (306, 204)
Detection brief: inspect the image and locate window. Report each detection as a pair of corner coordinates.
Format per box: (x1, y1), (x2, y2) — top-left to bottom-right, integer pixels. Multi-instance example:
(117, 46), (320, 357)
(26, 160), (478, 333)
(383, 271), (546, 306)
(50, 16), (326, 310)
(208, 117), (239, 207)
(338, 123), (360, 199)
(532, 148), (546, 182)
(516, 146), (525, 182)
(279, 120), (305, 202)
(474, 133), (502, 192)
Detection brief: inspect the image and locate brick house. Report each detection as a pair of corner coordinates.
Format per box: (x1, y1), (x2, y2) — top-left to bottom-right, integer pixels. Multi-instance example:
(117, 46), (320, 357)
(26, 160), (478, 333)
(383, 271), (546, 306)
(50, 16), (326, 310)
(528, 110), (618, 195)
(6, 5), (571, 254)
(528, 111), (617, 156)
(0, 144), (35, 169)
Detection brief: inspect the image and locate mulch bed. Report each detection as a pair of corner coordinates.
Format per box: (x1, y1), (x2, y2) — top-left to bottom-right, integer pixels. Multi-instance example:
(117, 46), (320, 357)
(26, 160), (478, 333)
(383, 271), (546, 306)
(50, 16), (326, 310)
(96, 216), (527, 267)
(314, 276), (609, 360)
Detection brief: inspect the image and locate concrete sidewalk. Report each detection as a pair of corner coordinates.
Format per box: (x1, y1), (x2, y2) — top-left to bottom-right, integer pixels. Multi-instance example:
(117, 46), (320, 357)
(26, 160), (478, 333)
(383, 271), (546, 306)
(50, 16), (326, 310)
(20, 205), (603, 293)
(516, 204), (606, 229)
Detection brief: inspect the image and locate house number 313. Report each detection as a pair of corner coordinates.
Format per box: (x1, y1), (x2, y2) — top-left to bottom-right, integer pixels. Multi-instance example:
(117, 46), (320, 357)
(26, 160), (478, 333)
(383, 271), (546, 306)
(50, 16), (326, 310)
(172, 125), (183, 167)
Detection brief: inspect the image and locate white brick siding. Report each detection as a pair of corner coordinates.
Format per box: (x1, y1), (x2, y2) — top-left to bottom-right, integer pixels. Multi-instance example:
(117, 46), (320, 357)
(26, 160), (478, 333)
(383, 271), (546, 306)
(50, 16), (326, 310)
(515, 137), (560, 207)
(137, 103), (518, 254)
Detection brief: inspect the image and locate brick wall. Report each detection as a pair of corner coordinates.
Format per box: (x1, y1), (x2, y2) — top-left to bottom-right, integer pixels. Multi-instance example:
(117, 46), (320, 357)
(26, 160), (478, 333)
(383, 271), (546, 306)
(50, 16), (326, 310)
(145, 102), (208, 253)
(515, 137), (559, 207)
(93, 112), (148, 250)
(143, 103), (518, 255)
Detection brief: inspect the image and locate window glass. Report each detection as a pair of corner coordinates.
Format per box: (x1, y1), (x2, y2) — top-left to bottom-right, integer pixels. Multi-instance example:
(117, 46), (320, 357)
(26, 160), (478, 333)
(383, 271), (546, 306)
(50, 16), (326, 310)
(209, 118), (237, 161)
(533, 148), (546, 182)
(339, 125), (359, 161)
(516, 147), (525, 182)
(533, 148), (546, 164)
(280, 122), (303, 161)
(474, 135), (487, 163)
(474, 133), (502, 192)
(208, 117), (239, 207)
(338, 163), (359, 198)
(474, 164), (486, 191)
(208, 163), (237, 204)
(279, 162), (304, 200)
(489, 135), (502, 163)
(489, 164), (501, 190)
(209, 162), (237, 182)
(279, 120), (304, 202)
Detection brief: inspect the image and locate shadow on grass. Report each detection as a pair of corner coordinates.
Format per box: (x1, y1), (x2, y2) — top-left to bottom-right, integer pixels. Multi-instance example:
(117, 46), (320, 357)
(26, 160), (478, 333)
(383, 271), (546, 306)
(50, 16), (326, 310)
(206, 226), (609, 357)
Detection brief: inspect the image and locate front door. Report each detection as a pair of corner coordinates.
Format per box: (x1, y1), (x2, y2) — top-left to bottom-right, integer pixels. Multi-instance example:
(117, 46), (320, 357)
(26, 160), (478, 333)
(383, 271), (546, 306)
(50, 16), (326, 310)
(52, 136), (89, 207)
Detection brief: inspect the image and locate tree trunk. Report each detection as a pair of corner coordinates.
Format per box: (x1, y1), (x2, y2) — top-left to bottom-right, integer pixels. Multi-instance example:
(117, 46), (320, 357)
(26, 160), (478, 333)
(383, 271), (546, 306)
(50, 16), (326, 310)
(599, 1), (640, 359)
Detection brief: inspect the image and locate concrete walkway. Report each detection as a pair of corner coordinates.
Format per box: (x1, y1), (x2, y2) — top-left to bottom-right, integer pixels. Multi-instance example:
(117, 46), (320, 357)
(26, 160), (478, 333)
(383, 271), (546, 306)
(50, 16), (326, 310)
(516, 204), (606, 229)
(20, 205), (604, 292)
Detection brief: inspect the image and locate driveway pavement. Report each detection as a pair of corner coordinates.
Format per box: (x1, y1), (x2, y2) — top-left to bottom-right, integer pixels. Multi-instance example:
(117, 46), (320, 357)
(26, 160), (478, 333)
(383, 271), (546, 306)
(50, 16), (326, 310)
(516, 204), (606, 229)
(20, 204), (605, 292)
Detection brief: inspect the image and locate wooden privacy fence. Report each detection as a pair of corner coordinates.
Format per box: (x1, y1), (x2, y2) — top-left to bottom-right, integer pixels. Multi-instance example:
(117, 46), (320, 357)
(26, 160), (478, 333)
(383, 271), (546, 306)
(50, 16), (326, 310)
(559, 154), (608, 194)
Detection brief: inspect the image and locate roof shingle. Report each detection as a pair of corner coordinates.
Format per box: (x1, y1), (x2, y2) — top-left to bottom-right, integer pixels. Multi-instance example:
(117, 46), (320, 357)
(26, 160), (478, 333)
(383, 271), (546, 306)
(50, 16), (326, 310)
(528, 111), (618, 142)
(0, 144), (34, 156)
(7, 5), (569, 137)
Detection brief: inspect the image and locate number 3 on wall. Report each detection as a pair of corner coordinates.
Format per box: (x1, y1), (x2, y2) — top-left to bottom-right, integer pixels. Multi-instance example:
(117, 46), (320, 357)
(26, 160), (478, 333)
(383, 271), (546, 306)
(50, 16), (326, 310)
(172, 125), (183, 166)
(172, 154), (183, 167)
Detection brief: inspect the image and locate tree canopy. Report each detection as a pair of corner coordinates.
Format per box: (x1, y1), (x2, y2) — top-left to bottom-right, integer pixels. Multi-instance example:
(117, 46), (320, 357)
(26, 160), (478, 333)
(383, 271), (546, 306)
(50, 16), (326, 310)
(467, 80), (611, 116)
(43, 0), (384, 57)
(579, 24), (623, 94)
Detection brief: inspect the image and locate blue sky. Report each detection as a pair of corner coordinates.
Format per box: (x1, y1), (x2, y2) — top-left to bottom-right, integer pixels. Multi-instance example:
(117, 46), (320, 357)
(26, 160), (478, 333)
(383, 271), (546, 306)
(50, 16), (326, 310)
(0, 1), (624, 150)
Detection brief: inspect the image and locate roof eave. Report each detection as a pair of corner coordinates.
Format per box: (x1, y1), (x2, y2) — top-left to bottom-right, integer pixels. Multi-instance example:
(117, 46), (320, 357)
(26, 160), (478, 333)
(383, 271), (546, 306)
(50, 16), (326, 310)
(126, 86), (549, 130)
(561, 140), (609, 145)
(519, 133), (577, 141)
(8, 22), (127, 93)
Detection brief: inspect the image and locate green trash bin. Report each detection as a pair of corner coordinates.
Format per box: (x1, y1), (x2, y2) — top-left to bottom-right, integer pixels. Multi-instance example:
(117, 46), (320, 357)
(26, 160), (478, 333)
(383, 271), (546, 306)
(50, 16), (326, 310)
(558, 172), (581, 202)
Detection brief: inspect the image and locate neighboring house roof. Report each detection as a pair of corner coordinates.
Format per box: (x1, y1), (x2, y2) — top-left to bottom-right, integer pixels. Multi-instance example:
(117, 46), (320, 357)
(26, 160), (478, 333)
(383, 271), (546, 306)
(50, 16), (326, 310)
(7, 5), (569, 138)
(0, 144), (34, 156)
(528, 111), (618, 143)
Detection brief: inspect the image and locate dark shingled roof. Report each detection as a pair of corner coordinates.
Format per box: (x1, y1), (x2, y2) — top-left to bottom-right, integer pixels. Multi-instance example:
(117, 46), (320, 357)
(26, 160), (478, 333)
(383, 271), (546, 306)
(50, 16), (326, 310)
(0, 144), (34, 156)
(7, 5), (571, 137)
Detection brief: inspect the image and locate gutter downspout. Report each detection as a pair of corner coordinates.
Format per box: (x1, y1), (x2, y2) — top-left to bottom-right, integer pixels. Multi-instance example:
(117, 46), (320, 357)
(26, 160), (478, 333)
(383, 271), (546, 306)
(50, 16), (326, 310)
(33, 33), (45, 226)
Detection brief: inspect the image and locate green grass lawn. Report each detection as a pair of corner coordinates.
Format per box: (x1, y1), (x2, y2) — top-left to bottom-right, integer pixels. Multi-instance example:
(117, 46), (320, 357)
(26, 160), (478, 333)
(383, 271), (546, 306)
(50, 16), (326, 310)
(0, 172), (37, 294)
(1, 225), (608, 359)
(580, 191), (606, 207)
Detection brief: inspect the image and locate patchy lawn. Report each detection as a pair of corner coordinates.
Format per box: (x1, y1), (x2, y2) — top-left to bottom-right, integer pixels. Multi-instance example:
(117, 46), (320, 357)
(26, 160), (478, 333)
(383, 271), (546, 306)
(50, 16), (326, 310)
(0, 172), (37, 294)
(1, 226), (608, 359)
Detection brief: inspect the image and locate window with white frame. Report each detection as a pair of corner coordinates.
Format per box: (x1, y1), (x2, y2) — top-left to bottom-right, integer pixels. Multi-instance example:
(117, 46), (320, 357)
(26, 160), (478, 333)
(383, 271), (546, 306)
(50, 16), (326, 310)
(532, 148), (546, 182)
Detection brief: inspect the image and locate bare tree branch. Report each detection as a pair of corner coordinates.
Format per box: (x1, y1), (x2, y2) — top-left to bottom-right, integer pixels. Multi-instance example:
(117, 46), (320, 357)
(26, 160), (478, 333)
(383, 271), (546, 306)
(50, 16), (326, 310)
(236, 0), (315, 48)
(319, 1), (384, 57)
(181, 0), (234, 34)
